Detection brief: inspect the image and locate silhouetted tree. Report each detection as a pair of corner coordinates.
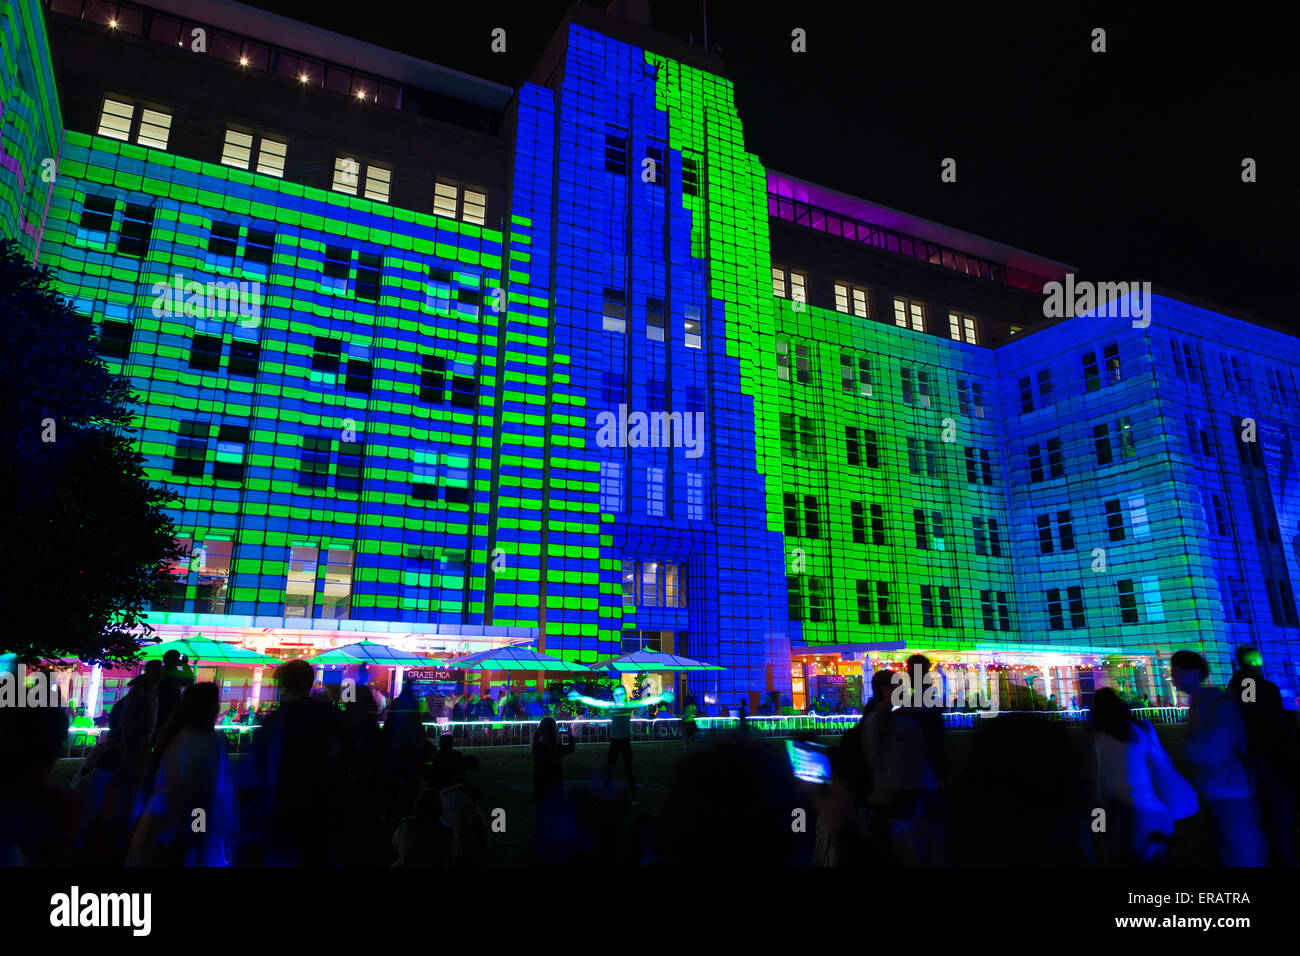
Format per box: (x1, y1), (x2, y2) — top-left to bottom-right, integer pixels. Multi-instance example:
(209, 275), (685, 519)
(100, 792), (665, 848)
(0, 239), (183, 665)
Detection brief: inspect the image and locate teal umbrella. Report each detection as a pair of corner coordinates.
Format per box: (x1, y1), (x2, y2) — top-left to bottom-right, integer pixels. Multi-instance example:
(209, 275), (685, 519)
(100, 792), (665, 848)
(446, 646), (590, 672)
(588, 650), (724, 672)
(302, 640), (440, 667)
(136, 636), (280, 667)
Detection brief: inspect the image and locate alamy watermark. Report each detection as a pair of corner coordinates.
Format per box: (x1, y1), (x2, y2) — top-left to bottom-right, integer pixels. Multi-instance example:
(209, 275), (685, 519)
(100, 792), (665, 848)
(595, 404), (705, 459)
(1042, 274), (1151, 328)
(151, 273), (262, 326)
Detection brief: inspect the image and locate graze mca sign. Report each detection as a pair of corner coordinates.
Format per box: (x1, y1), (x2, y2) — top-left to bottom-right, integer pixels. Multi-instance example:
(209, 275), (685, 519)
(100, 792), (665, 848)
(406, 668), (465, 683)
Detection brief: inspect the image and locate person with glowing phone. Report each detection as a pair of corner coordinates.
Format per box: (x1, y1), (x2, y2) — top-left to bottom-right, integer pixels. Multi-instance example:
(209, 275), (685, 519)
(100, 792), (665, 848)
(567, 684), (673, 805)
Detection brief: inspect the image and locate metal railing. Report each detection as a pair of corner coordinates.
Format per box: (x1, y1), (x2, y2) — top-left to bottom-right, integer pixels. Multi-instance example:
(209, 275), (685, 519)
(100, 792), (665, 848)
(58, 707), (1189, 759)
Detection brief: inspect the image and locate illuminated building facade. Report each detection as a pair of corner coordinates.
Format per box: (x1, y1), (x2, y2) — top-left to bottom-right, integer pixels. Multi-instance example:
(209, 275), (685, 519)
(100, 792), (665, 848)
(5, 0), (1299, 712)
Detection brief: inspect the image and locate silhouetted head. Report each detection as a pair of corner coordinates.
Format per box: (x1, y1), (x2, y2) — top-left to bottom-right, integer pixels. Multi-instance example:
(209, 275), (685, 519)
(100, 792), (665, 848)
(870, 668), (896, 704)
(1170, 650), (1209, 694)
(537, 716), (558, 744)
(0, 701), (69, 785)
(439, 733), (455, 752)
(174, 682), (220, 731)
(1089, 687), (1137, 742)
(276, 659), (315, 698)
(906, 654), (931, 676)
(1235, 645), (1263, 671)
(162, 649), (181, 667)
(143, 660), (163, 682)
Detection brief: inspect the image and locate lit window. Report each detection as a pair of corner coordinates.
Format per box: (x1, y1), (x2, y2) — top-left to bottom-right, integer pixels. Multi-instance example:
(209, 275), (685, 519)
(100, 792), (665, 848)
(893, 297), (925, 332)
(220, 129), (254, 169)
(332, 155), (360, 194)
(600, 461), (624, 512)
(462, 189), (486, 225)
(364, 165), (391, 203)
(256, 137), (287, 177)
(772, 266), (787, 299)
(948, 311), (978, 344)
(789, 271), (807, 304)
(602, 288), (626, 333)
(684, 306), (702, 349)
(433, 181), (458, 218)
(833, 282), (869, 317)
(97, 98), (134, 141)
(285, 546), (319, 617)
(136, 108), (172, 149)
(646, 298), (665, 342)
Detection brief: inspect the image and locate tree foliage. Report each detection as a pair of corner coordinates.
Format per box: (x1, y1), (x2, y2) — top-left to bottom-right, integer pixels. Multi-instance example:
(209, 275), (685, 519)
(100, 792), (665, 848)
(0, 239), (183, 666)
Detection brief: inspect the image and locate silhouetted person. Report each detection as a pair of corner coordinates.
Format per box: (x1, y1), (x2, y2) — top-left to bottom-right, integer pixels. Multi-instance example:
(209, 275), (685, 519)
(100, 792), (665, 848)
(531, 717), (577, 863)
(381, 684), (427, 819)
(106, 660), (162, 780)
(391, 788), (456, 866)
(568, 684), (672, 805)
(681, 694), (699, 752)
(0, 702), (82, 865)
(127, 682), (236, 866)
(70, 742), (144, 865)
(1171, 650), (1266, 866)
(1228, 645), (1298, 865)
(428, 733), (479, 790)
(249, 659), (350, 865)
(1090, 687), (1180, 864)
(155, 649), (196, 736)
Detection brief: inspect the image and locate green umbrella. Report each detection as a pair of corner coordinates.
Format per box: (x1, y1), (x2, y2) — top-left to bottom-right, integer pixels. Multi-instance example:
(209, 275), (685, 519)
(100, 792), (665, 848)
(302, 640), (440, 667)
(587, 650), (725, 673)
(136, 636), (280, 667)
(447, 645), (590, 672)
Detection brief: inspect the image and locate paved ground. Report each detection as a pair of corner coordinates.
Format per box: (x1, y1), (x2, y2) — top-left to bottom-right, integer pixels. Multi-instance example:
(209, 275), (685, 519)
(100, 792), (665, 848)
(50, 723), (1295, 866)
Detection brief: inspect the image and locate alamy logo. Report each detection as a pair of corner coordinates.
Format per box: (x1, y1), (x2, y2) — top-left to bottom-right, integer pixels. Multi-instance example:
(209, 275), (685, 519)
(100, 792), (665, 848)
(151, 274), (262, 325)
(595, 404), (705, 459)
(1042, 274), (1152, 327)
(0, 665), (62, 708)
(50, 887), (151, 936)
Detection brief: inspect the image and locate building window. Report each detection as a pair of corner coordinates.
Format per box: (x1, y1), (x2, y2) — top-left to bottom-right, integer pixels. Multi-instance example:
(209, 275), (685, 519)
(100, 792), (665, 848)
(1117, 416), (1137, 458)
(462, 189), (486, 225)
(772, 267), (807, 303)
(780, 414), (819, 459)
(681, 151), (702, 197)
(208, 221), (239, 258)
(646, 297), (666, 342)
(948, 311), (978, 344)
(1094, 424), (1113, 465)
(857, 580), (892, 625)
(433, 181), (459, 218)
(602, 288), (626, 333)
(900, 367), (933, 407)
(363, 165), (392, 203)
(957, 379), (985, 417)
(1104, 343), (1122, 383)
(117, 203), (154, 257)
(312, 337), (342, 373)
(336, 442), (364, 493)
(97, 97), (134, 141)
(172, 420), (209, 477)
(213, 424), (249, 482)
(777, 339), (812, 384)
(647, 467), (665, 517)
(419, 355), (446, 403)
(964, 447), (993, 485)
(1117, 579), (1139, 624)
(1128, 495), (1150, 540)
(600, 461), (624, 512)
(980, 590), (1012, 632)
(1104, 499), (1125, 541)
(134, 106), (170, 149)
(188, 334), (223, 371)
(683, 307), (703, 349)
(1048, 438), (1063, 477)
(893, 297), (925, 332)
(355, 252), (382, 302)
(920, 585), (956, 628)
(221, 129), (254, 169)
(96, 319), (133, 358)
(644, 144), (666, 186)
(973, 516), (1002, 557)
(833, 282), (870, 317)
(913, 509), (947, 551)
(79, 195), (115, 234)
(604, 130), (629, 175)
(285, 546), (319, 617)
(299, 434), (333, 488)
(687, 472), (705, 521)
(332, 155), (361, 194)
(841, 352), (873, 397)
(1082, 350), (1101, 392)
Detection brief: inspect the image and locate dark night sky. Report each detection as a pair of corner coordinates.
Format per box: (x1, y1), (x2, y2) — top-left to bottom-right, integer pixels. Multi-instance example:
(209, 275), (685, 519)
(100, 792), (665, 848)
(246, 0), (1296, 326)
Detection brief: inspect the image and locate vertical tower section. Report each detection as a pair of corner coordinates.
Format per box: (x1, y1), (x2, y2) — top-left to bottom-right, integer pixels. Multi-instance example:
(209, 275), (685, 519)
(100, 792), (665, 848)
(0, 0), (62, 257)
